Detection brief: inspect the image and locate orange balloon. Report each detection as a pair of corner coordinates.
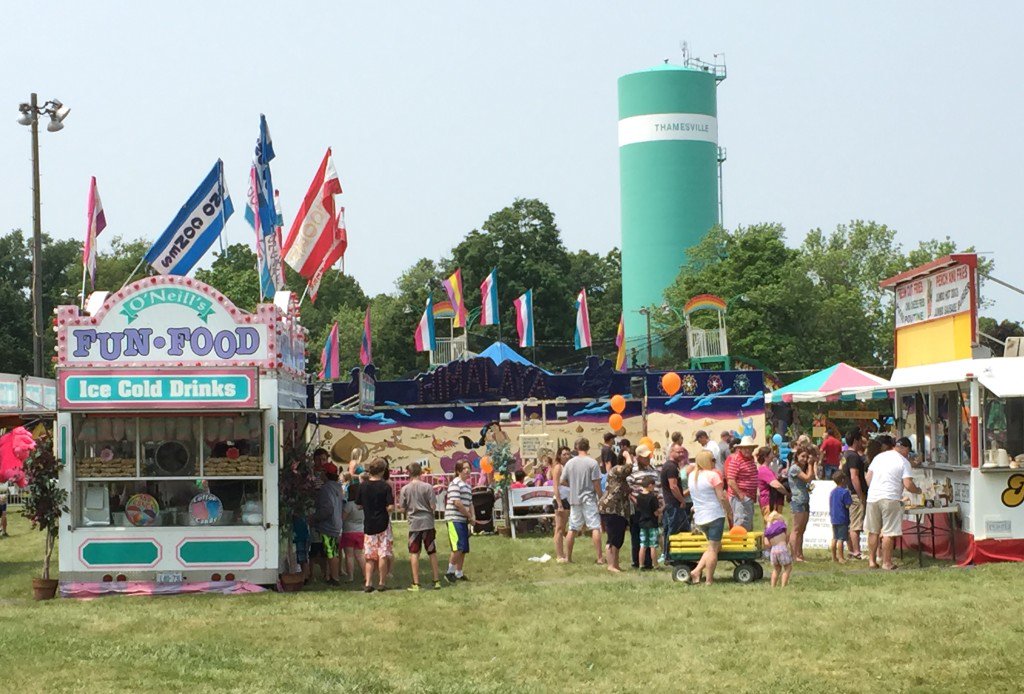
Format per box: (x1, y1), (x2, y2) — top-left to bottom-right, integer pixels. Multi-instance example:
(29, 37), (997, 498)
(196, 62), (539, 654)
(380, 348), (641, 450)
(639, 437), (655, 451)
(480, 457), (493, 474)
(608, 413), (624, 431)
(662, 372), (681, 396)
(729, 525), (748, 537)
(610, 394), (626, 414)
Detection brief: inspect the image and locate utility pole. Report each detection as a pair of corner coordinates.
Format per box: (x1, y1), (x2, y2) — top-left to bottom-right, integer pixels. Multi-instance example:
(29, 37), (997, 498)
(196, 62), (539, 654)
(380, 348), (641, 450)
(18, 93), (70, 377)
(638, 307), (652, 366)
(30, 93), (43, 378)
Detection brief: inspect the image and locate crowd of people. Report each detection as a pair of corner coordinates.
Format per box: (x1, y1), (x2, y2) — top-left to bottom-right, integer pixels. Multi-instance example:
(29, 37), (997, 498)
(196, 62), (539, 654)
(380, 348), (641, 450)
(295, 449), (482, 592)
(540, 426), (924, 585)
(294, 424), (923, 590)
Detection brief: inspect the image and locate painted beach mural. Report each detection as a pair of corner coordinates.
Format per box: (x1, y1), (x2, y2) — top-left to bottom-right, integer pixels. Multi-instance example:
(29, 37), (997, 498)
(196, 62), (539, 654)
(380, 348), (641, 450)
(316, 345), (765, 474)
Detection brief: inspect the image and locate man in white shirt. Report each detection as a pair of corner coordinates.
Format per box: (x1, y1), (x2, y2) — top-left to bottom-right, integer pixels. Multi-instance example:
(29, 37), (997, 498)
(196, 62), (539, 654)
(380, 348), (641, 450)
(695, 430), (725, 473)
(560, 437), (605, 564)
(865, 435), (921, 570)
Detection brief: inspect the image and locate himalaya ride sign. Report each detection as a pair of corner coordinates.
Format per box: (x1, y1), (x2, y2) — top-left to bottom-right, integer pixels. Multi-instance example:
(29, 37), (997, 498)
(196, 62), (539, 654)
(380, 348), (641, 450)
(894, 262), (973, 329)
(57, 276), (273, 369)
(58, 368), (258, 410)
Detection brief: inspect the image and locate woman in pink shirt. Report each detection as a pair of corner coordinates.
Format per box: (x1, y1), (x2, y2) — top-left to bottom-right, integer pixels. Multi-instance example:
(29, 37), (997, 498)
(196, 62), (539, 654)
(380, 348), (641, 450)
(755, 446), (789, 520)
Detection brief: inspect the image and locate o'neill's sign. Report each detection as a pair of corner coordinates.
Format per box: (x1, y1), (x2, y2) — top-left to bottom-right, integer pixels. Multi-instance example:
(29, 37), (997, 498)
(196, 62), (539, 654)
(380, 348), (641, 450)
(56, 277), (275, 369)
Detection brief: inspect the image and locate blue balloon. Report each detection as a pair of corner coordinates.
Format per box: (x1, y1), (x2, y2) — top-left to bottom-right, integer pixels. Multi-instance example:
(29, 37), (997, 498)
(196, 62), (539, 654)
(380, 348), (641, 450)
(772, 433), (783, 445)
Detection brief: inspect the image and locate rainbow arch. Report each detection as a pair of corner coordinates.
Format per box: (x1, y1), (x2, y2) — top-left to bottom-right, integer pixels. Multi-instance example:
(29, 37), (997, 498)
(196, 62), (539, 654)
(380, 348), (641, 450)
(683, 294), (727, 316)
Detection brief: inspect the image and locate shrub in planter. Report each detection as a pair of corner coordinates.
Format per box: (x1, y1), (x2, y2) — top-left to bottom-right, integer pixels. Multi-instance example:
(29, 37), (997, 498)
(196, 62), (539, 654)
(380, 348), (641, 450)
(278, 447), (319, 579)
(22, 443), (67, 599)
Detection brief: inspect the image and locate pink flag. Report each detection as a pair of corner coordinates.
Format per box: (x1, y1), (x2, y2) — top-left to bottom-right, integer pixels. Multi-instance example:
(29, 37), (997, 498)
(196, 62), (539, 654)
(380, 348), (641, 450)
(574, 287), (592, 350)
(319, 322), (340, 380)
(83, 176), (107, 286)
(282, 148), (343, 279)
(360, 306), (372, 366)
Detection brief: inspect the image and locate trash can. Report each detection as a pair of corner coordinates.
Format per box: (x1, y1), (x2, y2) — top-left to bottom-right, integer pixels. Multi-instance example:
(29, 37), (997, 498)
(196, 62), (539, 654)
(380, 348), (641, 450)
(472, 487), (496, 534)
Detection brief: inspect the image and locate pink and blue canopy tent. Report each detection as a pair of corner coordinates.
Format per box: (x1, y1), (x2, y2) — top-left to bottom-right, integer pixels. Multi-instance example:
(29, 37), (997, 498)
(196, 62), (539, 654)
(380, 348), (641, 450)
(764, 362), (892, 404)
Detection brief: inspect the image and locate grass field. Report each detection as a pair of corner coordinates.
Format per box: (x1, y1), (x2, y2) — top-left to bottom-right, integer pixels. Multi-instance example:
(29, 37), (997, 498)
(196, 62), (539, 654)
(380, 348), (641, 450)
(0, 512), (1021, 693)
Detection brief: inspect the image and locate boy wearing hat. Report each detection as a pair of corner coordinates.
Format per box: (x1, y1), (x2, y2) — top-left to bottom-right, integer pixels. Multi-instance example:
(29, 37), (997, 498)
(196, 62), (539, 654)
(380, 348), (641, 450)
(725, 436), (759, 531)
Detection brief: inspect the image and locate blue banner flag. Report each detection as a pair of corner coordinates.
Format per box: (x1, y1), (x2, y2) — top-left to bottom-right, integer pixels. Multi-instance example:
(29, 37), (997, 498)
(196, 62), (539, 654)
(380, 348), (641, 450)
(245, 164), (276, 299)
(254, 114), (277, 237)
(145, 160), (234, 276)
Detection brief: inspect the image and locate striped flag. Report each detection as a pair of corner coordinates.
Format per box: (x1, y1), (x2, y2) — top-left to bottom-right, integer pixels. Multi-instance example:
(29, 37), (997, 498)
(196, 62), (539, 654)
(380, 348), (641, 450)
(145, 160), (234, 276)
(319, 322), (340, 380)
(307, 207), (348, 304)
(414, 295), (436, 353)
(82, 176), (107, 287)
(272, 189), (286, 286)
(574, 287), (592, 350)
(360, 306), (372, 366)
(615, 314), (626, 371)
(442, 268), (468, 328)
(282, 148), (343, 279)
(245, 164), (275, 299)
(513, 290), (534, 348)
(479, 268), (499, 326)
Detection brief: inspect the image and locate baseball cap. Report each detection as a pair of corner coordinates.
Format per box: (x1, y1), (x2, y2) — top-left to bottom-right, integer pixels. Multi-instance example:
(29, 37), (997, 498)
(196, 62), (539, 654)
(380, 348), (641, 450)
(636, 444), (652, 457)
(895, 436), (914, 451)
(876, 434), (896, 449)
(694, 430), (708, 441)
(323, 462), (339, 476)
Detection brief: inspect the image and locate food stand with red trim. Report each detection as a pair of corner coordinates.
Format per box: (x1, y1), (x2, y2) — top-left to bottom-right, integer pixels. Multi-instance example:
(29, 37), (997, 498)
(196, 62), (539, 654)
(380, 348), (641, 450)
(882, 254), (1024, 564)
(54, 276), (307, 585)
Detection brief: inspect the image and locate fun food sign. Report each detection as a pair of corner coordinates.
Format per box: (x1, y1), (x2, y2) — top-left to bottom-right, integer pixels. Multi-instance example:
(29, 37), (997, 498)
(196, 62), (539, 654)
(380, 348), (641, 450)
(56, 276), (303, 373)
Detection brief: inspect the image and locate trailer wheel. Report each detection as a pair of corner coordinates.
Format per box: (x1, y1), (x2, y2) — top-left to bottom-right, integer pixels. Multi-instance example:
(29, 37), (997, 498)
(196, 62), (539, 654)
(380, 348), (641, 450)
(752, 562), (764, 581)
(672, 563), (696, 583)
(733, 562), (757, 584)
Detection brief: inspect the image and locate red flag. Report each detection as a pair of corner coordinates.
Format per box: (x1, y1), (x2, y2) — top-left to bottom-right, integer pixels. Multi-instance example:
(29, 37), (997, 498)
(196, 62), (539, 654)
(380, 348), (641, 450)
(307, 207), (348, 304)
(282, 148), (342, 279)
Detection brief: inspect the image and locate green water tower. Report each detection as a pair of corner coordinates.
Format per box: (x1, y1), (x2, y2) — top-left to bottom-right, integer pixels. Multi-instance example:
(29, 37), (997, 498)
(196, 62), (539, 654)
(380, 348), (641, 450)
(619, 50), (725, 365)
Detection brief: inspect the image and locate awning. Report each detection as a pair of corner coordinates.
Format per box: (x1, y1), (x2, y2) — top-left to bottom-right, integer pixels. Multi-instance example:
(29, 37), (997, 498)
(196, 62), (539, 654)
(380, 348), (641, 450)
(765, 362), (891, 404)
(888, 358), (1024, 398)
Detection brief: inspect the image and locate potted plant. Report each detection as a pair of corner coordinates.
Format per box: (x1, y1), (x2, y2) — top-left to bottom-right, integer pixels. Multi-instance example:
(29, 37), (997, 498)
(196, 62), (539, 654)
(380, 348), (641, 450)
(278, 446), (319, 592)
(22, 443), (67, 600)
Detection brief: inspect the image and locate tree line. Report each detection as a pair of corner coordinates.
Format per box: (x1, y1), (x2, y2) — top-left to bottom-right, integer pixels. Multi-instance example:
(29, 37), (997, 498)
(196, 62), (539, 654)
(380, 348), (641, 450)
(1, 200), (1013, 381)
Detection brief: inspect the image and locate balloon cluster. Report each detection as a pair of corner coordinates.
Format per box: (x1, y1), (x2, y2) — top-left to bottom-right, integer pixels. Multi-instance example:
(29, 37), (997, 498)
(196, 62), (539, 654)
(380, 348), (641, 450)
(607, 394), (626, 431)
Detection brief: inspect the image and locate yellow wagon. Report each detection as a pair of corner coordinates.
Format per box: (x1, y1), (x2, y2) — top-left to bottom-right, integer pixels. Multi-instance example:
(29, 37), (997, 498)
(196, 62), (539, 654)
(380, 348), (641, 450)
(667, 531), (765, 583)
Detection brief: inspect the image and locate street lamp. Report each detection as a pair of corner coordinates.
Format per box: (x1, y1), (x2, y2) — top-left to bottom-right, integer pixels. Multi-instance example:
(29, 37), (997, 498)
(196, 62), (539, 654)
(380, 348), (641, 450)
(17, 94), (71, 377)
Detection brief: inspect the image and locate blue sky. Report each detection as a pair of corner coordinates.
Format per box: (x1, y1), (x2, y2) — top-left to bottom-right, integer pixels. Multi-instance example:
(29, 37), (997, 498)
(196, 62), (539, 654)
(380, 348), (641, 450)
(2, 2), (1021, 322)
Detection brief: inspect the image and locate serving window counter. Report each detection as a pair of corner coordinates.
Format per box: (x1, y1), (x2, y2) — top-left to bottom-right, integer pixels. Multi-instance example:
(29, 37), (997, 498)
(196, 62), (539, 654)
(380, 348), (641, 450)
(891, 358), (1024, 562)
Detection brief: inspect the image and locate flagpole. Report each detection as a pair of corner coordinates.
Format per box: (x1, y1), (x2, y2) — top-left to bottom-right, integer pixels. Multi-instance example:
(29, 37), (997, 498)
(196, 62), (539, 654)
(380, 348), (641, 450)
(119, 258), (146, 290)
(298, 283), (310, 306)
(79, 264), (88, 310)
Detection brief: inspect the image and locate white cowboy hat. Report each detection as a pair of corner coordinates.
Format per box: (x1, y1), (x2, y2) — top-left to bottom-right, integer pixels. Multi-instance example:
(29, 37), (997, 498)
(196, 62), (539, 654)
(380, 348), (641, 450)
(736, 436), (757, 448)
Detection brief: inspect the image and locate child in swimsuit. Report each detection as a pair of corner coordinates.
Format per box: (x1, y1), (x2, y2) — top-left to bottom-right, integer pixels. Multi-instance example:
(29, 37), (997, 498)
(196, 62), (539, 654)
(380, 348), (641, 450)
(764, 511), (793, 588)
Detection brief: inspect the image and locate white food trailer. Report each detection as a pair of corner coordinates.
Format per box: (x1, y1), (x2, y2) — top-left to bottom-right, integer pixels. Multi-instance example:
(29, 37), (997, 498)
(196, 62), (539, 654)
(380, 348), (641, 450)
(54, 276), (307, 585)
(881, 253), (1024, 563)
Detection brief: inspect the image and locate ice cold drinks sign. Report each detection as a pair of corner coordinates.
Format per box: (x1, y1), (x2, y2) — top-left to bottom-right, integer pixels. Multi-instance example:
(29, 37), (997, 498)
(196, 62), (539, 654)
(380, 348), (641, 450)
(58, 369), (258, 410)
(62, 284), (270, 366)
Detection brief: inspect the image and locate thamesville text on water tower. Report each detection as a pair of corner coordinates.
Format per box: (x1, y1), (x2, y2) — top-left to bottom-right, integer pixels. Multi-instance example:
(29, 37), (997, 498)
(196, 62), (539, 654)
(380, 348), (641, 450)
(619, 51), (726, 364)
